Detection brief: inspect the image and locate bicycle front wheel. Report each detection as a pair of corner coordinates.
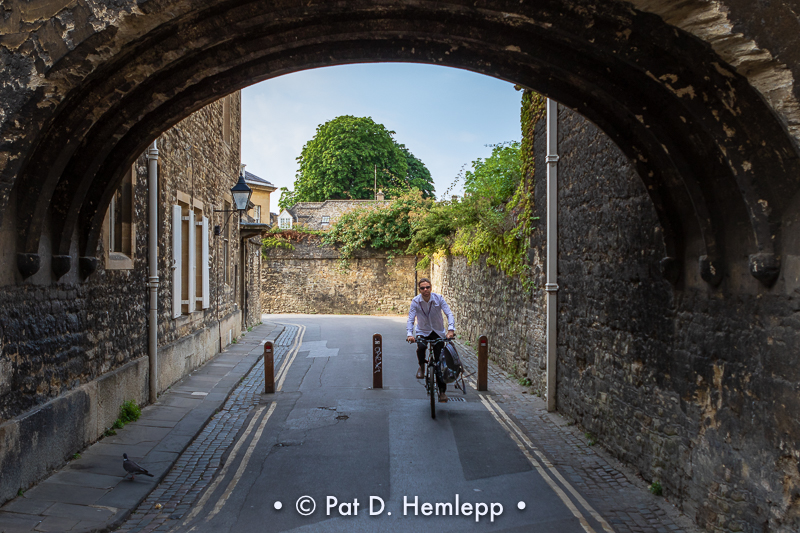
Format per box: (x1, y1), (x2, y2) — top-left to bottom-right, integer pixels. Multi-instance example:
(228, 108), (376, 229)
(428, 363), (436, 419)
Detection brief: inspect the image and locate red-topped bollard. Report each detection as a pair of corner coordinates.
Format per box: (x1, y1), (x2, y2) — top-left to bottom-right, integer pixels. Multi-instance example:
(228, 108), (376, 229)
(373, 333), (383, 389)
(264, 341), (274, 393)
(477, 335), (488, 391)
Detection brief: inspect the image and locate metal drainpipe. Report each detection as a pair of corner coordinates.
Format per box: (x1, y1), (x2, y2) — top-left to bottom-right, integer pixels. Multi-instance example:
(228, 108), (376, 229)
(545, 98), (559, 413)
(147, 141), (160, 404)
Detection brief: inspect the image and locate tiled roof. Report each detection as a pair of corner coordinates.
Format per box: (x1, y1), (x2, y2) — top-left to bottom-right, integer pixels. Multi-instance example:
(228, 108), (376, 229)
(244, 170), (276, 188)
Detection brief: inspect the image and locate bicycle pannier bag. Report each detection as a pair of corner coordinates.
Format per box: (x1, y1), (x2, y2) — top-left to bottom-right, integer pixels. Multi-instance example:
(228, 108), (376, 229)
(439, 343), (463, 383)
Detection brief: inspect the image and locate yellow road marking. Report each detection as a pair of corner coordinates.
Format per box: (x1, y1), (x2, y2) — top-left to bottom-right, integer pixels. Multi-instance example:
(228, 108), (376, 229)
(178, 403), (268, 528)
(275, 324), (306, 391)
(485, 396), (615, 533)
(206, 402), (277, 521)
(479, 394), (599, 533)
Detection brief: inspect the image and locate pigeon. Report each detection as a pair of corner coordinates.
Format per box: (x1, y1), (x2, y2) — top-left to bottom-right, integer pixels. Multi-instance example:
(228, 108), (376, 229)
(123, 453), (154, 480)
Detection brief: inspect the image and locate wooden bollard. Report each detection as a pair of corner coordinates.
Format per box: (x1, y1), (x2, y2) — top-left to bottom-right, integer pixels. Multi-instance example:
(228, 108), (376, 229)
(373, 333), (383, 389)
(264, 341), (274, 393)
(477, 335), (488, 391)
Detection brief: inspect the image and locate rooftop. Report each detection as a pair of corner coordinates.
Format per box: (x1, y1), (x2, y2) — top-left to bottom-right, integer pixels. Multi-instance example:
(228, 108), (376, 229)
(244, 170), (276, 189)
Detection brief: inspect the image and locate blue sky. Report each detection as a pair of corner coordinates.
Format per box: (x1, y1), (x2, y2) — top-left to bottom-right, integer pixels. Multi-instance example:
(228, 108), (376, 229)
(240, 63), (523, 213)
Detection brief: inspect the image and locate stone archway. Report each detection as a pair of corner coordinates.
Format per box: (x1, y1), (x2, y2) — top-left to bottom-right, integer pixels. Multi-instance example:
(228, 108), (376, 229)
(1, 0), (799, 289)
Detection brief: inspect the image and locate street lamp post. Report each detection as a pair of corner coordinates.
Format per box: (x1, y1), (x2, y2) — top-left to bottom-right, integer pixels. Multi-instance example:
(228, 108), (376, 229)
(213, 168), (253, 351)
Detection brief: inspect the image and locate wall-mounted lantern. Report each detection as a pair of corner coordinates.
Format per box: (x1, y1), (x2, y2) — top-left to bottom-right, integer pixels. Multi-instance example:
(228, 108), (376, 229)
(214, 166), (253, 235)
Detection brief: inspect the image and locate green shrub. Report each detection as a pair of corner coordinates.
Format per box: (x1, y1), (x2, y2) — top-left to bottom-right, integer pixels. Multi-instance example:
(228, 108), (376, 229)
(119, 400), (141, 424)
(649, 481), (663, 496)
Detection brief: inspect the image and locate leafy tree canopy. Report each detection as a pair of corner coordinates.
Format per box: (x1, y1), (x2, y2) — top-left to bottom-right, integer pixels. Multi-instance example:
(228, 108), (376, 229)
(284, 116), (434, 206)
(463, 141), (521, 205)
(401, 146), (436, 198)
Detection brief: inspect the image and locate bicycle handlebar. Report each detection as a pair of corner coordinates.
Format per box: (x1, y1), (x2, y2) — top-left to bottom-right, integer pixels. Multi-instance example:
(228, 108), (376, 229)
(414, 336), (452, 345)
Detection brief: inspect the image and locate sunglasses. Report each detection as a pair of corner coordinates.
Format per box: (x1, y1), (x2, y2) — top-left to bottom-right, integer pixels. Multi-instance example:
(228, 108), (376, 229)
(419, 286), (432, 290)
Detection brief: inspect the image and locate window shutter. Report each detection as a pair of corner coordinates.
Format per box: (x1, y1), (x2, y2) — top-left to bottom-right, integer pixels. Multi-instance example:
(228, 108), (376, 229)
(172, 205), (182, 318)
(202, 216), (210, 309)
(187, 210), (196, 312)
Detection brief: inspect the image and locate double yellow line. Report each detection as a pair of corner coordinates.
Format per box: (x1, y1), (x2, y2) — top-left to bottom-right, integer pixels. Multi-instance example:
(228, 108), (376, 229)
(477, 393), (615, 533)
(275, 323), (305, 391)
(181, 403), (278, 530)
(178, 324), (306, 531)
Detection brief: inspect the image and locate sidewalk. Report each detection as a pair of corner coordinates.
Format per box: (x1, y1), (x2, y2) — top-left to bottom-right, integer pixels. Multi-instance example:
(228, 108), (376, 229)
(453, 340), (700, 533)
(0, 321), (284, 533)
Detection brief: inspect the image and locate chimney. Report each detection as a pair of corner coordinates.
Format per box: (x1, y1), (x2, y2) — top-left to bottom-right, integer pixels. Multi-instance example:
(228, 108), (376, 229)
(376, 189), (385, 201)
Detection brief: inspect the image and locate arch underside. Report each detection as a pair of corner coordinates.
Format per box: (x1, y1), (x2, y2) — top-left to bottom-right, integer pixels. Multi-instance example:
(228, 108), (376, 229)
(3, 0), (799, 285)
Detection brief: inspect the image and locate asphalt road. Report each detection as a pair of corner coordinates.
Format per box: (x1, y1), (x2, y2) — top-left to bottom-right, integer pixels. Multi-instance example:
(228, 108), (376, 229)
(171, 314), (609, 533)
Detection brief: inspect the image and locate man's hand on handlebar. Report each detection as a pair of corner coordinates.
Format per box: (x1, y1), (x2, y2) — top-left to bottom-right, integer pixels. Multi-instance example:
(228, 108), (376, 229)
(446, 330), (455, 339)
(407, 336), (415, 343)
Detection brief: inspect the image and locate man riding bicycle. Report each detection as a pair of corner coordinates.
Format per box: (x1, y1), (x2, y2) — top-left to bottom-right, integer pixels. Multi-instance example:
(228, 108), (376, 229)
(406, 278), (455, 403)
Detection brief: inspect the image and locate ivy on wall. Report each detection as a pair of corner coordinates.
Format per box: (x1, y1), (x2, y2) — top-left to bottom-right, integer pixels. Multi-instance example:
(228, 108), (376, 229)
(264, 90), (547, 287)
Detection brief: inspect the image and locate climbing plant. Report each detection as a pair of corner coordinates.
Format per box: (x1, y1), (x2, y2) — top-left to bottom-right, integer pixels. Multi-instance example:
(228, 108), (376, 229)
(300, 90), (547, 287)
(322, 190), (433, 265)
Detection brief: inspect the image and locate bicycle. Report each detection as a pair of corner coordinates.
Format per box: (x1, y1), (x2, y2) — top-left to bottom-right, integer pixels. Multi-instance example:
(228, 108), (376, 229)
(416, 337), (443, 418)
(414, 336), (467, 419)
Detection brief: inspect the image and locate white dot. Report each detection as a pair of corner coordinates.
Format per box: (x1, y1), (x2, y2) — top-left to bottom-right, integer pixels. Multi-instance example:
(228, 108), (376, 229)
(274, 501), (283, 510)
(517, 501), (526, 510)
(388, 512), (392, 516)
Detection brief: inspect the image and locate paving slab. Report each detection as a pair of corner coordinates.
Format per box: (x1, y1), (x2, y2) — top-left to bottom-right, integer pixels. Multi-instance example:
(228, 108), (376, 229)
(32, 515), (79, 532)
(46, 472), (119, 491)
(0, 512), (43, 532)
(0, 322), (284, 533)
(40, 502), (116, 521)
(20, 484), (107, 507)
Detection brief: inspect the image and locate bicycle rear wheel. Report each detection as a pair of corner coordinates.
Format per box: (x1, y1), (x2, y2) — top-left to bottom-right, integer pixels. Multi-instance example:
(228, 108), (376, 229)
(428, 362), (436, 419)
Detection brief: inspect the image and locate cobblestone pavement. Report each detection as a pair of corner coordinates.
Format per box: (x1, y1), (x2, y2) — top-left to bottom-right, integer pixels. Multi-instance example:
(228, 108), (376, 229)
(453, 340), (700, 533)
(117, 324), (697, 533)
(115, 326), (299, 533)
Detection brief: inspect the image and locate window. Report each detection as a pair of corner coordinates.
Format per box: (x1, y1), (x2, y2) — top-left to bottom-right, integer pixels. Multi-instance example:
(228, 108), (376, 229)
(105, 164), (135, 270)
(172, 200), (209, 318)
(255, 205), (261, 223)
(279, 215), (292, 229)
(321, 216), (330, 224)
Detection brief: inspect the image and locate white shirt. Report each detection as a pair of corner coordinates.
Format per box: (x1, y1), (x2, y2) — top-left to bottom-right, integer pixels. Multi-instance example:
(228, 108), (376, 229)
(407, 292), (455, 338)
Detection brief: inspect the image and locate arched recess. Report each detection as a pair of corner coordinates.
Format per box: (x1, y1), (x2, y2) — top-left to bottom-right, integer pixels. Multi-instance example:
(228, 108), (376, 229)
(3, 0), (799, 285)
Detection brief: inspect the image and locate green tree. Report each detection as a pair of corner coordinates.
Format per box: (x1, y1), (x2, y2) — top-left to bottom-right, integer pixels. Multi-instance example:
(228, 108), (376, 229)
(400, 146), (435, 198)
(463, 141), (521, 205)
(277, 187), (296, 212)
(291, 116), (409, 203)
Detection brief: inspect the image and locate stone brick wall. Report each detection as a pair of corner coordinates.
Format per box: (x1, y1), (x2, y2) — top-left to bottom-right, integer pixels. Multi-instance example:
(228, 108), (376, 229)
(0, 92), (262, 505)
(434, 106), (800, 532)
(262, 239), (417, 315)
(430, 255), (547, 394)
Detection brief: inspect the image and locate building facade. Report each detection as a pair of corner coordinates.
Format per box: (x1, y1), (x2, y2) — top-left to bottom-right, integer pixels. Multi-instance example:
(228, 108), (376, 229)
(0, 92), (263, 505)
(243, 170), (277, 225)
(278, 197), (389, 231)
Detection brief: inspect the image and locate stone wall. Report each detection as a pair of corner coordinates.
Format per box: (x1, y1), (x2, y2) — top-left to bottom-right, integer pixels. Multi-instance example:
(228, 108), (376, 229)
(0, 92), (261, 505)
(262, 240), (417, 315)
(435, 106), (800, 532)
(430, 255), (546, 394)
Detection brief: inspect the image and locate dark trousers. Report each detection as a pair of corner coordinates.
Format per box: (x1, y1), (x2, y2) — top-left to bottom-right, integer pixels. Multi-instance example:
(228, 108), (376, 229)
(416, 332), (446, 392)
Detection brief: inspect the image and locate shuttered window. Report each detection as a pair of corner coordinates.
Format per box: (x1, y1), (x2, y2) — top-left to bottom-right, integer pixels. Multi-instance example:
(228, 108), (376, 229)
(172, 205), (182, 318)
(173, 205), (210, 318)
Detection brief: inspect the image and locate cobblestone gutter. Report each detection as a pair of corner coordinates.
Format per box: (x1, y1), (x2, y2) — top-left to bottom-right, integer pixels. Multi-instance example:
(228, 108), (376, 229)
(453, 340), (699, 533)
(116, 326), (298, 533)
